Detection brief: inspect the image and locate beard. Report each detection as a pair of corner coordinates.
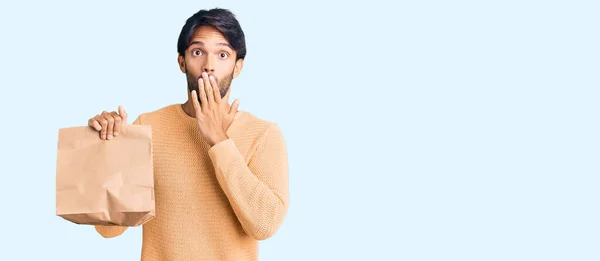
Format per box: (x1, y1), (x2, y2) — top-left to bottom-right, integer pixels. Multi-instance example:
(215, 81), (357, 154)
(186, 68), (234, 103)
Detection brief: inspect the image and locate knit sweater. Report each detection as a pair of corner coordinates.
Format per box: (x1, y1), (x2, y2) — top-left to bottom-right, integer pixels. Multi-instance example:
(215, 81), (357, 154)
(94, 104), (289, 260)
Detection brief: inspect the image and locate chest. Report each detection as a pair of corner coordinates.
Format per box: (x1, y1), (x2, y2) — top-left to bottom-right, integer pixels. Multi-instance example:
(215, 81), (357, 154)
(148, 125), (252, 191)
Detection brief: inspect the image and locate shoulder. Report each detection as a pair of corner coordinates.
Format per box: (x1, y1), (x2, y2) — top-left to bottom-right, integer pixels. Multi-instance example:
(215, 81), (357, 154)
(133, 104), (181, 125)
(236, 110), (282, 134)
(234, 110), (285, 144)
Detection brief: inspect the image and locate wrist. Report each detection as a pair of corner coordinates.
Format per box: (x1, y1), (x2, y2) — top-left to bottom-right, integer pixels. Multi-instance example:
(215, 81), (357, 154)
(208, 133), (229, 147)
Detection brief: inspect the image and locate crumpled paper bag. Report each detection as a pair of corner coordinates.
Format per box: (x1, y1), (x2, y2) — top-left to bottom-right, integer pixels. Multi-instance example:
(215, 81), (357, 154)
(56, 124), (155, 226)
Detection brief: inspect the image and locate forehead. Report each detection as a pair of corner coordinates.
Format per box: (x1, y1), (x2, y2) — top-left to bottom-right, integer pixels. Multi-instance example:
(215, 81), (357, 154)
(190, 25), (229, 43)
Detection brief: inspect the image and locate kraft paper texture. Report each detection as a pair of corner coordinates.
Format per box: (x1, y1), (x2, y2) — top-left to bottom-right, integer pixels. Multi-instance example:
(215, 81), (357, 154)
(56, 124), (155, 227)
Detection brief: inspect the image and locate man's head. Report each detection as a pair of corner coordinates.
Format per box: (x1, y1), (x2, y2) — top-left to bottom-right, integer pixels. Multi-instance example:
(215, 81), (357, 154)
(177, 8), (246, 99)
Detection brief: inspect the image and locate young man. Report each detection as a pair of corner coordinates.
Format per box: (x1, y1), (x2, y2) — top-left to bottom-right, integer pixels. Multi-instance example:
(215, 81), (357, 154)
(87, 8), (289, 260)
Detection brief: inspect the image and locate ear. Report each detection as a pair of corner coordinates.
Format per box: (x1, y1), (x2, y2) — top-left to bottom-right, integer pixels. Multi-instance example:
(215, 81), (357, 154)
(233, 58), (244, 78)
(177, 55), (186, 73)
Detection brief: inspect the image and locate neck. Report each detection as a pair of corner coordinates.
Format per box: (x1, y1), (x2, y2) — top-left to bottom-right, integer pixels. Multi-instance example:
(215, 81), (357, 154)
(181, 92), (198, 118)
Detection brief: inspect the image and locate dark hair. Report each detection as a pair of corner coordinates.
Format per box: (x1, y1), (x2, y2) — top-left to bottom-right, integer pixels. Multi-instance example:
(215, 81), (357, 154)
(177, 8), (246, 60)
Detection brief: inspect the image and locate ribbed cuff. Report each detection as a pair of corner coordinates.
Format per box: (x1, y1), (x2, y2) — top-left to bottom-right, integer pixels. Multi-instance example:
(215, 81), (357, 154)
(208, 139), (243, 169)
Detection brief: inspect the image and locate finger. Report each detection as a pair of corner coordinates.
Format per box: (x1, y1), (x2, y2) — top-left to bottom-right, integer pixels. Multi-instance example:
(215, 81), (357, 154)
(191, 90), (201, 115)
(209, 75), (220, 103)
(118, 105), (128, 124)
(230, 99), (240, 114)
(88, 117), (102, 131)
(204, 74), (215, 106)
(102, 111), (115, 140)
(95, 114), (108, 139)
(198, 76), (208, 109)
(110, 111), (122, 136)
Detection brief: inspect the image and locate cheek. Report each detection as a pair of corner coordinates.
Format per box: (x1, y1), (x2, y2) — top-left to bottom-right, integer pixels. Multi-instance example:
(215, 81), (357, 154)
(185, 55), (204, 68)
(186, 61), (203, 74)
(218, 61), (236, 74)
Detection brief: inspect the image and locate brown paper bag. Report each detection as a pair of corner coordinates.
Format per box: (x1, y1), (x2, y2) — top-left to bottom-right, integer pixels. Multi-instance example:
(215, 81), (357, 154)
(56, 124), (155, 227)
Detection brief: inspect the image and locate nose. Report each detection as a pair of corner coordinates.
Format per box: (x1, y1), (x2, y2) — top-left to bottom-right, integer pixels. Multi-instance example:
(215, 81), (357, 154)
(203, 56), (215, 73)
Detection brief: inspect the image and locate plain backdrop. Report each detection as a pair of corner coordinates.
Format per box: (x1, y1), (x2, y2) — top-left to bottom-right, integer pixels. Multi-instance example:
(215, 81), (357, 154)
(0, 0), (599, 260)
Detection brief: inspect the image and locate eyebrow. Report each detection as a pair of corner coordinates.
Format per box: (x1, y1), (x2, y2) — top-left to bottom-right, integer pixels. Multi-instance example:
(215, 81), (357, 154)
(189, 41), (233, 50)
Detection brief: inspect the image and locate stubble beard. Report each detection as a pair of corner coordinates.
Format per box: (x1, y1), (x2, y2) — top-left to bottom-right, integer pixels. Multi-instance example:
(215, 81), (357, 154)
(186, 69), (235, 103)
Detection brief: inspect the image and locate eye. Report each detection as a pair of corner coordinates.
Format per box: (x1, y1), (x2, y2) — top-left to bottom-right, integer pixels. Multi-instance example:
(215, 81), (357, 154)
(192, 49), (203, 56)
(219, 52), (229, 59)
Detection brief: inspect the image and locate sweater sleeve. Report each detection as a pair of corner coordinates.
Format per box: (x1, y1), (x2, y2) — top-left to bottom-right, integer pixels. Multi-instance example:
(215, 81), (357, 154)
(94, 114), (144, 238)
(207, 123), (290, 240)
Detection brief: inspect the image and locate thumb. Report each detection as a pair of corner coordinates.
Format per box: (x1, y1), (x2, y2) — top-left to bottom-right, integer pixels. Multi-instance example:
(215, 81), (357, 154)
(229, 99), (240, 114)
(118, 105), (128, 123)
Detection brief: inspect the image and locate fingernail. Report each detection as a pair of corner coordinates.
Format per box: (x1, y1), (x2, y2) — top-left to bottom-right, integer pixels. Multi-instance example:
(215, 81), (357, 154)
(102, 135), (106, 139)
(114, 132), (119, 136)
(107, 134), (112, 139)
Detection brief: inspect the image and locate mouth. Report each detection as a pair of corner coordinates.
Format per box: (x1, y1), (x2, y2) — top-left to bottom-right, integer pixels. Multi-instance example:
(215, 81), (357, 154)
(198, 74), (218, 83)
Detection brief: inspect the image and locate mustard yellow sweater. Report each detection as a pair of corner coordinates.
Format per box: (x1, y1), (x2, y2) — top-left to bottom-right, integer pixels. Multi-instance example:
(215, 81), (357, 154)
(94, 104), (289, 260)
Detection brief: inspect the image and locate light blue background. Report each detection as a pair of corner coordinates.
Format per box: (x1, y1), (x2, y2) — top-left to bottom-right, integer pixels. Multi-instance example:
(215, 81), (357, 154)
(1, 0), (598, 260)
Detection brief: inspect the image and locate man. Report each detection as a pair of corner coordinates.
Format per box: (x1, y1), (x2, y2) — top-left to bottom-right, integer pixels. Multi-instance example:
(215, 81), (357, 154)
(87, 8), (289, 260)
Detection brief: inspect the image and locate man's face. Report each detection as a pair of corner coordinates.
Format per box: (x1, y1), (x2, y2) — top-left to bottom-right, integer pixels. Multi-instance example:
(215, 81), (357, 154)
(178, 26), (242, 100)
